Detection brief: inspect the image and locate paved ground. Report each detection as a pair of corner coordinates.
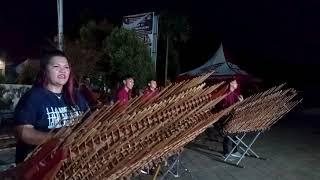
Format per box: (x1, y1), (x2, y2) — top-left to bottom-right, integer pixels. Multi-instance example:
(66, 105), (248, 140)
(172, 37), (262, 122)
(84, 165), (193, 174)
(135, 109), (320, 180)
(1, 109), (320, 180)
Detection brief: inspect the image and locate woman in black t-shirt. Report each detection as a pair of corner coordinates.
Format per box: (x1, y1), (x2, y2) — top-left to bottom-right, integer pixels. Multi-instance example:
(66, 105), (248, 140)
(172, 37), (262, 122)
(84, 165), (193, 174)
(14, 50), (89, 164)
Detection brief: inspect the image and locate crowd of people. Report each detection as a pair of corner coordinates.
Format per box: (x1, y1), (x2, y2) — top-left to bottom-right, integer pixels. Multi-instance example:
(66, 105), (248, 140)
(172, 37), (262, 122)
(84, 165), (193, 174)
(12, 49), (242, 167)
(13, 50), (159, 164)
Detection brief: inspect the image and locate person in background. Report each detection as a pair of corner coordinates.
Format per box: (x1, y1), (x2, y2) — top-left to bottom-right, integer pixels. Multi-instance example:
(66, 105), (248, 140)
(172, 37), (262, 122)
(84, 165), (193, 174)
(79, 76), (100, 110)
(206, 78), (243, 159)
(14, 50), (89, 164)
(219, 78), (243, 158)
(116, 75), (134, 105)
(143, 80), (159, 96)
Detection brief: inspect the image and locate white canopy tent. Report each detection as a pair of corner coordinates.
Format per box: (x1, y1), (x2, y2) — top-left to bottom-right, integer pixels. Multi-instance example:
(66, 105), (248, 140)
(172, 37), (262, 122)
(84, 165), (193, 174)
(180, 44), (248, 77)
(178, 44), (262, 95)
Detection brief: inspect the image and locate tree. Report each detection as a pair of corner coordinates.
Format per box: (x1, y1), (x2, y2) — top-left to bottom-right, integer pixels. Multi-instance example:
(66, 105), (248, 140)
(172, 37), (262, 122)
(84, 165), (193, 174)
(77, 19), (114, 86)
(79, 19), (114, 48)
(17, 60), (39, 84)
(64, 39), (101, 81)
(62, 19), (113, 82)
(104, 27), (154, 90)
(158, 11), (192, 84)
(0, 74), (5, 83)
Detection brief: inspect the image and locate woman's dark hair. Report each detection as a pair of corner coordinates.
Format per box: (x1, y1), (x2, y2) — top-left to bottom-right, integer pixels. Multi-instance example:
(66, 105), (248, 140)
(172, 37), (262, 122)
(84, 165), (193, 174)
(225, 75), (237, 83)
(225, 76), (241, 94)
(34, 50), (77, 106)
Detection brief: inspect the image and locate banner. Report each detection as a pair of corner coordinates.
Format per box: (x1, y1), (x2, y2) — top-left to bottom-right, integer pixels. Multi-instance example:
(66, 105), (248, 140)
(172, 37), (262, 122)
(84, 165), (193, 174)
(123, 12), (153, 46)
(123, 12), (158, 72)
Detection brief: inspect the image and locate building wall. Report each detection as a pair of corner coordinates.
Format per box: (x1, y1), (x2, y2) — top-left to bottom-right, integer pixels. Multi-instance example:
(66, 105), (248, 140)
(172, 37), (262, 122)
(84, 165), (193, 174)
(0, 60), (5, 76)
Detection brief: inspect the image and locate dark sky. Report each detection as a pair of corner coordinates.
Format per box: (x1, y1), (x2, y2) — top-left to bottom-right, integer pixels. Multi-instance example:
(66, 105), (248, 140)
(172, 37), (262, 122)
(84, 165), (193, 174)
(1, 0), (320, 64)
(1, 1), (320, 66)
(1, 0), (320, 105)
(0, 1), (179, 58)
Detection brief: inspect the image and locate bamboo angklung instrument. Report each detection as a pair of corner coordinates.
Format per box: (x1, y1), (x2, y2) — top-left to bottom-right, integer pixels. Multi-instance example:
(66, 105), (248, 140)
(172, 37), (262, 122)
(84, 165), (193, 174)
(0, 73), (300, 180)
(222, 85), (301, 134)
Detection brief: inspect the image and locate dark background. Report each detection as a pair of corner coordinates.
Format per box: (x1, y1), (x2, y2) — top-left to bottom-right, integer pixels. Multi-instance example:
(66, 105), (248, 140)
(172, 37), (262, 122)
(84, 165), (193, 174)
(1, 0), (319, 107)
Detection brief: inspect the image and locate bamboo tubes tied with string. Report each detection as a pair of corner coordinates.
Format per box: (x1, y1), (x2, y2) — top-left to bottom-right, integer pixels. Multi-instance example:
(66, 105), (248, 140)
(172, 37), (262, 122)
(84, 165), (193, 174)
(222, 85), (302, 134)
(0, 72), (301, 180)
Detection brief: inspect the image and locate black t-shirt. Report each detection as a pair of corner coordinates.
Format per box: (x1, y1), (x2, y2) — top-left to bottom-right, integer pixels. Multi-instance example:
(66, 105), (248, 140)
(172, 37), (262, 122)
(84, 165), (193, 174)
(14, 87), (89, 163)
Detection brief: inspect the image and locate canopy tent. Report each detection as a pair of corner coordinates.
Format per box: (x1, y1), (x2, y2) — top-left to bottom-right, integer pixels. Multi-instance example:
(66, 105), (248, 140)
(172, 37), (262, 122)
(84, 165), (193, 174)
(180, 44), (248, 77)
(177, 44), (262, 95)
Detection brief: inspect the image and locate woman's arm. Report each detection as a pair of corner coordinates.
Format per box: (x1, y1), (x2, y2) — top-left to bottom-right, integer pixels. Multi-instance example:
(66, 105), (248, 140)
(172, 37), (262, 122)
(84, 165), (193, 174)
(238, 95), (244, 102)
(14, 125), (52, 145)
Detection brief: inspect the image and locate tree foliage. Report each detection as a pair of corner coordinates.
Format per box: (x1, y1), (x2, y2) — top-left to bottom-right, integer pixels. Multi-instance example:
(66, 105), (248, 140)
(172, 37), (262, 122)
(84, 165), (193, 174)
(159, 11), (191, 43)
(62, 19), (114, 82)
(79, 19), (114, 48)
(64, 39), (102, 80)
(158, 11), (192, 78)
(0, 74), (5, 83)
(104, 27), (154, 89)
(17, 60), (39, 84)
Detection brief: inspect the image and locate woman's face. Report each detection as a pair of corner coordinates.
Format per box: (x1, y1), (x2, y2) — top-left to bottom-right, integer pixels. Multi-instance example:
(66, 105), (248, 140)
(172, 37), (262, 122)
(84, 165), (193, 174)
(229, 80), (238, 91)
(46, 56), (70, 87)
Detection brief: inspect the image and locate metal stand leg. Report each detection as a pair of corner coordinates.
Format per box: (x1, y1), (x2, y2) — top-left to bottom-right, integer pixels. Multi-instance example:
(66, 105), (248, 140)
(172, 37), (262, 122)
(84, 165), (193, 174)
(224, 133), (246, 161)
(140, 166), (151, 175)
(159, 154), (196, 180)
(223, 131), (265, 167)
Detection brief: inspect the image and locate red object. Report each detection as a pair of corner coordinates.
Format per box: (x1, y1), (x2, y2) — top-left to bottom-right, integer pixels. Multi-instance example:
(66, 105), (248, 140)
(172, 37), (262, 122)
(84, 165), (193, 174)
(143, 88), (158, 97)
(0, 138), (68, 180)
(116, 87), (132, 105)
(141, 88), (159, 103)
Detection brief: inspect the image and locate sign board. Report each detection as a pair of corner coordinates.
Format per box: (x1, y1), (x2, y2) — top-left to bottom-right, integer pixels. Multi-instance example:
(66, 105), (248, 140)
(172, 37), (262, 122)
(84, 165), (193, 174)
(123, 12), (158, 72)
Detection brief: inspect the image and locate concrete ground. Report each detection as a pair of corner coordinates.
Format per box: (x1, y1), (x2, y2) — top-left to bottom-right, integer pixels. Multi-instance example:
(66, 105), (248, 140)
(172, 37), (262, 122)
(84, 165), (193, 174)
(1, 109), (320, 180)
(136, 109), (320, 180)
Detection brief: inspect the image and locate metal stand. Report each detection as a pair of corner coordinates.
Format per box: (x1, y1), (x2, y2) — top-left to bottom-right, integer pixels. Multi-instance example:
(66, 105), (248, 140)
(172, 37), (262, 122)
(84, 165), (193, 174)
(159, 154), (196, 180)
(223, 131), (266, 168)
(140, 167), (151, 175)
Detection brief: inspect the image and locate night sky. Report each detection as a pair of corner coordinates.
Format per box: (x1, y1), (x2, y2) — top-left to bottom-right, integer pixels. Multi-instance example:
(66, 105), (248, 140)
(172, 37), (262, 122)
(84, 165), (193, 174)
(1, 0), (320, 105)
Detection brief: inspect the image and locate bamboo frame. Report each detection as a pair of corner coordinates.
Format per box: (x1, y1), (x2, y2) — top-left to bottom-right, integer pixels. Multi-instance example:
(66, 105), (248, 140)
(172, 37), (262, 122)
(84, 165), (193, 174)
(0, 73), (301, 180)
